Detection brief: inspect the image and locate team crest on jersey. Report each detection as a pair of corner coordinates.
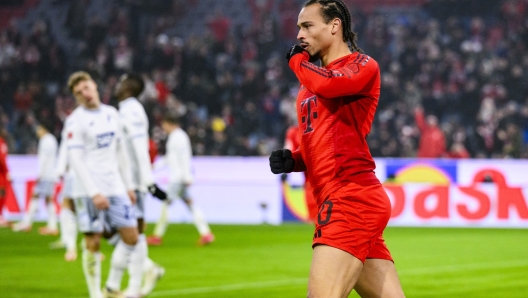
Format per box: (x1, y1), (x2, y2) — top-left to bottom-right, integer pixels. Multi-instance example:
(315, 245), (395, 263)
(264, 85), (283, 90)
(300, 95), (318, 134)
(96, 132), (115, 148)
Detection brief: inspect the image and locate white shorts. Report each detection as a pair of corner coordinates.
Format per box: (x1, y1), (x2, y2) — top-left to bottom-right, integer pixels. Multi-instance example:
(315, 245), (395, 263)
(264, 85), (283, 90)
(74, 195), (137, 234)
(61, 176), (74, 200)
(168, 183), (190, 202)
(134, 191), (145, 219)
(34, 180), (55, 197)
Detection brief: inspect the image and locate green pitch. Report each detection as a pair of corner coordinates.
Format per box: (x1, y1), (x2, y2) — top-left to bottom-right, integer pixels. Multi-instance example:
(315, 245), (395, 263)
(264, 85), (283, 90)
(1, 224), (528, 297)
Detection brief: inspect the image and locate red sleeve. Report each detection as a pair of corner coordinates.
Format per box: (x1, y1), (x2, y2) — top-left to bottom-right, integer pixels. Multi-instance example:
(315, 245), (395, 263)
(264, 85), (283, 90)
(291, 149), (306, 172)
(0, 142), (8, 175)
(414, 109), (426, 132)
(288, 52), (379, 98)
(148, 138), (158, 164)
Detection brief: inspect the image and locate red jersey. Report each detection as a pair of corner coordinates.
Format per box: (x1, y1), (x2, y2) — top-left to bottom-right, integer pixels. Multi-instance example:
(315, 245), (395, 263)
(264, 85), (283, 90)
(284, 125), (301, 151)
(288, 51), (381, 205)
(0, 138), (9, 188)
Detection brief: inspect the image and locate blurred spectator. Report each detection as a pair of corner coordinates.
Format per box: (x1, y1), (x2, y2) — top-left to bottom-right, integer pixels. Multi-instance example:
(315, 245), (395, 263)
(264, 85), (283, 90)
(1, 0), (528, 159)
(415, 107), (446, 158)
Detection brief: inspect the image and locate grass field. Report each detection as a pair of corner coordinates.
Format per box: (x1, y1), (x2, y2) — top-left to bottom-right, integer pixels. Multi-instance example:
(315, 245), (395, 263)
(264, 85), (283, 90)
(1, 223), (528, 298)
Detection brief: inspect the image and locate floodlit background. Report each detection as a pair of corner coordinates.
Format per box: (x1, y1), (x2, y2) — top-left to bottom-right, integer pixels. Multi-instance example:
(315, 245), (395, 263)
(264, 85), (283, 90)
(0, 0), (527, 297)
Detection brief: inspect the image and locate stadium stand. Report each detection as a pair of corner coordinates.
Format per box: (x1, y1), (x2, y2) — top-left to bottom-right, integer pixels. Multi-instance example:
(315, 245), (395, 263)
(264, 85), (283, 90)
(0, 0), (527, 158)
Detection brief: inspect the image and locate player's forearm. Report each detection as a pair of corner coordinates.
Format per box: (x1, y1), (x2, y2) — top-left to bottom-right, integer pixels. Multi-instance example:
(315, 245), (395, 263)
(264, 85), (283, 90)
(117, 140), (136, 191)
(292, 150), (307, 172)
(131, 137), (155, 187)
(69, 149), (100, 198)
(289, 54), (378, 98)
(55, 141), (68, 177)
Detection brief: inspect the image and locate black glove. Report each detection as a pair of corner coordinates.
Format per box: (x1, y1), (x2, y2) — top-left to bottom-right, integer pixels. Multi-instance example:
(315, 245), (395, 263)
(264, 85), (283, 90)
(269, 149), (295, 174)
(286, 45), (307, 63)
(147, 184), (168, 201)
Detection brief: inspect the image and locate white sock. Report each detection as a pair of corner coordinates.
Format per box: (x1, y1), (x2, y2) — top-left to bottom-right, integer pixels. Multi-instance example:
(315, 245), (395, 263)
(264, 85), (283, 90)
(189, 205), (211, 236)
(82, 249), (102, 298)
(141, 233), (156, 273)
(47, 201), (58, 230)
(106, 240), (134, 291)
(60, 208), (77, 252)
(127, 235), (146, 295)
(22, 199), (39, 226)
(143, 256), (156, 273)
(153, 202), (169, 237)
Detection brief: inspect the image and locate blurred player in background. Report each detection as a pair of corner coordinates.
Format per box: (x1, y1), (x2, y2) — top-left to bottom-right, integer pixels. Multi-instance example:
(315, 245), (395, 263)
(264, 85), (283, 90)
(12, 122), (58, 234)
(66, 71), (144, 298)
(283, 124), (317, 222)
(115, 73), (167, 296)
(0, 127), (11, 227)
(147, 113), (214, 246)
(269, 1), (405, 297)
(49, 124), (79, 261)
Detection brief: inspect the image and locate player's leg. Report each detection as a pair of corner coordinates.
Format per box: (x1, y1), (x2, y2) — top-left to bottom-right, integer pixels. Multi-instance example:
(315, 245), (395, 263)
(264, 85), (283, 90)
(133, 192), (165, 296)
(148, 200), (169, 246)
(60, 198), (78, 260)
(37, 181), (58, 235)
(105, 195), (143, 297)
(83, 233), (103, 298)
(308, 244), (364, 298)
(40, 195), (59, 235)
(12, 187), (40, 232)
(75, 196), (104, 298)
(354, 258), (405, 298)
(180, 185), (214, 245)
(0, 187), (8, 227)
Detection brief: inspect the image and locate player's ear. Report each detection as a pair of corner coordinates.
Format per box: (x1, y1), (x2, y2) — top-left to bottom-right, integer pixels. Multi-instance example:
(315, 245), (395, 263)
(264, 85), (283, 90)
(331, 18), (341, 35)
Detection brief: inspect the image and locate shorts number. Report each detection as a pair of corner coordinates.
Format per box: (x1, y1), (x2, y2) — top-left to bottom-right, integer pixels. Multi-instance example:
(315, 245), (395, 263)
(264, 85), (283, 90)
(124, 205), (130, 219)
(317, 200), (333, 225)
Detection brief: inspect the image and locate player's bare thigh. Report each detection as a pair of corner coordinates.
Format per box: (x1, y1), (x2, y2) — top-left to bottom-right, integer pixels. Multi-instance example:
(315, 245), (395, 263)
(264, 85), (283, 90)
(119, 226), (138, 245)
(307, 245), (363, 298)
(354, 258), (405, 298)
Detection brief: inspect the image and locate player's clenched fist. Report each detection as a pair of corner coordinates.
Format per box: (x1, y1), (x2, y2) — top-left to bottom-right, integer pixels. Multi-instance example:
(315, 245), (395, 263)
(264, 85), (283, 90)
(286, 45), (307, 62)
(269, 149), (295, 174)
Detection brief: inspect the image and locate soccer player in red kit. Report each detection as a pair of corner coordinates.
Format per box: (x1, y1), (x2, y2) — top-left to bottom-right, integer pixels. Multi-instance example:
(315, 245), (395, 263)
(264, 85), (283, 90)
(0, 130), (11, 227)
(269, 1), (405, 297)
(284, 124), (317, 222)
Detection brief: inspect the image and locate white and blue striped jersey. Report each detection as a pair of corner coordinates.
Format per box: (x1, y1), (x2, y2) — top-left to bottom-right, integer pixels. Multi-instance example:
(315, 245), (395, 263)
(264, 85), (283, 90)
(64, 104), (134, 198)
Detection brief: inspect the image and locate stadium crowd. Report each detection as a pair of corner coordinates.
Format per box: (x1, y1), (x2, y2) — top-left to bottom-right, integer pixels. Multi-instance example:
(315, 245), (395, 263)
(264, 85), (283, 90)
(0, 0), (527, 158)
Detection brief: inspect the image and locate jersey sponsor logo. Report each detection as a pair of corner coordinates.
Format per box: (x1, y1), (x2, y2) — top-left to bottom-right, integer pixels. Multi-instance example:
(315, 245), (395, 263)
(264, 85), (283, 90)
(96, 132), (115, 148)
(67, 132), (73, 139)
(300, 96), (318, 134)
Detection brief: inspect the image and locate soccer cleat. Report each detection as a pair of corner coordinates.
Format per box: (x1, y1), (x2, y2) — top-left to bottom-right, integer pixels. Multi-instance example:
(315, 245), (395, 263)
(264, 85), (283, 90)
(146, 236), (162, 246)
(64, 250), (77, 262)
(198, 233), (215, 246)
(38, 226), (59, 236)
(102, 287), (125, 298)
(140, 264), (165, 296)
(11, 222), (31, 232)
(49, 239), (65, 249)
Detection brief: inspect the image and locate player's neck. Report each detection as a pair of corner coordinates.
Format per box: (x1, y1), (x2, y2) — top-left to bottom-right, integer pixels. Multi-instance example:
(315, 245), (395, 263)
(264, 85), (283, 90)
(320, 43), (352, 67)
(83, 102), (101, 110)
(118, 94), (134, 102)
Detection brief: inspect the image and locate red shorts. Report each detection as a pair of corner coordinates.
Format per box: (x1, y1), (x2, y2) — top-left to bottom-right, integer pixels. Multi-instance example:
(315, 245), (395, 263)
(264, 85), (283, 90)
(312, 182), (393, 263)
